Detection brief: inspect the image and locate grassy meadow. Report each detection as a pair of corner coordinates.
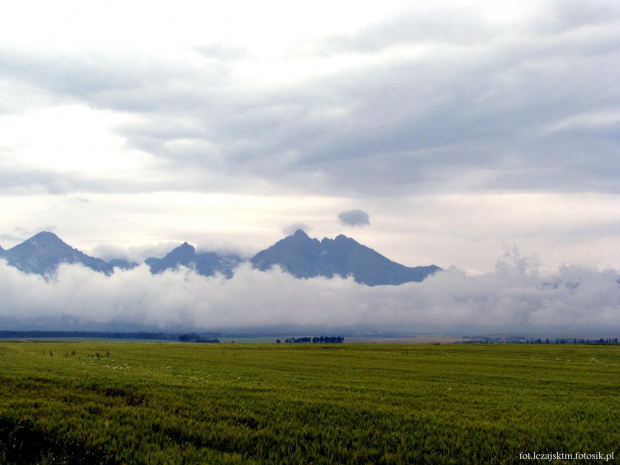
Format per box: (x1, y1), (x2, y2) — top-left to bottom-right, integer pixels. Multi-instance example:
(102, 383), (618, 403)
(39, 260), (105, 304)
(0, 342), (618, 464)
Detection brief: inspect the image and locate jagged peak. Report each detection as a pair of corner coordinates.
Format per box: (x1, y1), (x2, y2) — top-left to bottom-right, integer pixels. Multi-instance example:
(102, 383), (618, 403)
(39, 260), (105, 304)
(253, 230), (442, 285)
(29, 231), (64, 243)
(169, 242), (196, 255)
(293, 229), (310, 239)
(322, 234), (357, 246)
(15, 231), (71, 250)
(33, 231), (60, 239)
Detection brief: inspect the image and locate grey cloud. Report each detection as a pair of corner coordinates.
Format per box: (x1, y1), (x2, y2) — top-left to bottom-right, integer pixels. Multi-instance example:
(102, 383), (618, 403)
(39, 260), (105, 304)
(537, 0), (620, 33)
(312, 8), (495, 54)
(0, 47), (232, 115)
(207, 19), (620, 196)
(0, 49), (143, 105)
(2, 2), (619, 198)
(0, 163), (83, 195)
(0, 162), (159, 196)
(338, 210), (370, 228)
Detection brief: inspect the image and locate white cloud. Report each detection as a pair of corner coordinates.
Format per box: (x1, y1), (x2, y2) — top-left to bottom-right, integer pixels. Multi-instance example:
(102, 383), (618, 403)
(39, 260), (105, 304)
(0, 105), (145, 173)
(0, 249), (617, 334)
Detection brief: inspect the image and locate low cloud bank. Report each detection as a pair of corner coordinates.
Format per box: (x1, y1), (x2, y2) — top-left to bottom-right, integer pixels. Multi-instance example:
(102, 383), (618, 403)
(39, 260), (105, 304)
(0, 250), (618, 334)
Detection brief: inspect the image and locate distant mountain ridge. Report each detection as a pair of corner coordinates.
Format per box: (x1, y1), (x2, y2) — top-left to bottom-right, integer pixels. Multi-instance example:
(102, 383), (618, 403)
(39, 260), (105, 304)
(145, 242), (241, 278)
(1, 231), (114, 276)
(0, 230), (441, 285)
(251, 229), (440, 286)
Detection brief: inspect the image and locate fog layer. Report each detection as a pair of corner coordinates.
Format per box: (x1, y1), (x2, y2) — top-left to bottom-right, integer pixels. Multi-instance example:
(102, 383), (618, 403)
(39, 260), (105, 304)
(0, 249), (618, 333)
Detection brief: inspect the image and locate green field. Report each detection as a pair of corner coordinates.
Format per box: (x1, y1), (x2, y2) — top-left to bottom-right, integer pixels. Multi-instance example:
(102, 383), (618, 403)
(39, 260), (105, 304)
(0, 342), (618, 464)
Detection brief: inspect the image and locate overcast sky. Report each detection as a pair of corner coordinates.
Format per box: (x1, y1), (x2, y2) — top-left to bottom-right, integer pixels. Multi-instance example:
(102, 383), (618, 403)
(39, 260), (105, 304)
(1, 0), (619, 276)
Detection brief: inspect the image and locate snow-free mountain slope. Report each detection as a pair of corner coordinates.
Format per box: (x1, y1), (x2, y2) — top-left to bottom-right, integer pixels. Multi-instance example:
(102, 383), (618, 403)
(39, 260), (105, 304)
(251, 229), (440, 286)
(1, 230), (440, 285)
(2, 231), (113, 276)
(145, 242), (242, 278)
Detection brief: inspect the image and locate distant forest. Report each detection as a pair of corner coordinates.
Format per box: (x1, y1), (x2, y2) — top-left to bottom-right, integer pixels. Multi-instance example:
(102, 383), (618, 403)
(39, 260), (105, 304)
(282, 336), (344, 344)
(461, 336), (620, 345)
(2, 331), (616, 345)
(0, 331), (343, 344)
(0, 331), (219, 343)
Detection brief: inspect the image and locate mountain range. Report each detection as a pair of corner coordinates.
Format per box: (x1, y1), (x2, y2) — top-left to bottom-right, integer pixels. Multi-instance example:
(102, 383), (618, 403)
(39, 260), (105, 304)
(0, 230), (441, 286)
(144, 242), (241, 278)
(252, 229), (440, 286)
(1, 231), (114, 276)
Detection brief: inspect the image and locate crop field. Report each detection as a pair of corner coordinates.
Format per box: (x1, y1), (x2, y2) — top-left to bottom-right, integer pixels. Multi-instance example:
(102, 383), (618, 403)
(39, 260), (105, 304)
(0, 342), (618, 464)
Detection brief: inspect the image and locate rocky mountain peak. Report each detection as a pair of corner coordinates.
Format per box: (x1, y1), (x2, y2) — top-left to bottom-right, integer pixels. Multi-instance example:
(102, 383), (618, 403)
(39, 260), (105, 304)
(1, 230), (440, 286)
(251, 231), (440, 286)
(170, 242), (196, 258)
(145, 241), (241, 278)
(3, 232), (113, 276)
(292, 229), (311, 239)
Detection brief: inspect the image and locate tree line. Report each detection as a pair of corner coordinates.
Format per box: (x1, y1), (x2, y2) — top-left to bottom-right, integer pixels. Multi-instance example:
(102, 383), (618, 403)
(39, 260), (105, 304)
(178, 333), (220, 343)
(0, 330), (219, 343)
(528, 338), (619, 345)
(282, 336), (344, 344)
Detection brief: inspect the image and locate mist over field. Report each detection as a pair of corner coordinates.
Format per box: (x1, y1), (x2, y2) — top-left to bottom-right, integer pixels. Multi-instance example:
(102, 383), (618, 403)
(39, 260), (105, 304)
(1, 249), (617, 334)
